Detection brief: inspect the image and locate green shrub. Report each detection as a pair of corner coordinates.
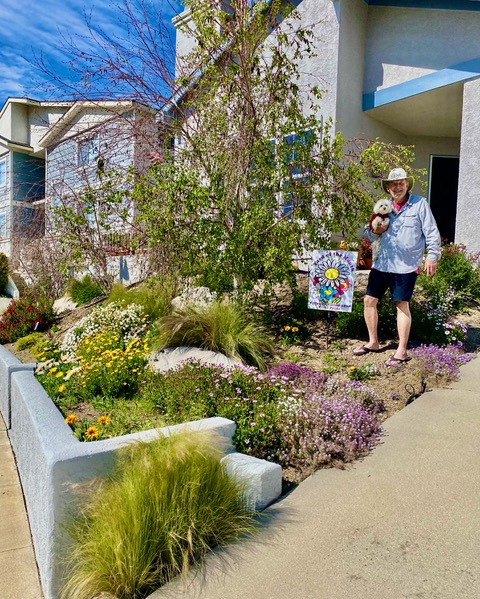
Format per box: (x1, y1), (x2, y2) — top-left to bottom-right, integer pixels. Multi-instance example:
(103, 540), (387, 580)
(0, 253), (8, 294)
(61, 431), (254, 599)
(0, 290), (54, 344)
(158, 301), (274, 370)
(142, 362), (283, 459)
(107, 275), (178, 321)
(335, 299), (396, 340)
(68, 275), (104, 306)
(15, 332), (45, 351)
(417, 243), (480, 313)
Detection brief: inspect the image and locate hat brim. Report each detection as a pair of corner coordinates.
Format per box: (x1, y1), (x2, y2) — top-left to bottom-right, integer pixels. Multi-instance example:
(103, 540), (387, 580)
(381, 176), (414, 193)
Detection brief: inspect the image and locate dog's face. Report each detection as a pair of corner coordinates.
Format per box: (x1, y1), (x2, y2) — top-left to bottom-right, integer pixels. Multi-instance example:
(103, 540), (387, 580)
(373, 199), (392, 215)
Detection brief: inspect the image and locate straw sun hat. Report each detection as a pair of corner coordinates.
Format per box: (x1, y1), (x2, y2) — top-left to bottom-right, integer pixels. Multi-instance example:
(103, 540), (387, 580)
(381, 168), (414, 193)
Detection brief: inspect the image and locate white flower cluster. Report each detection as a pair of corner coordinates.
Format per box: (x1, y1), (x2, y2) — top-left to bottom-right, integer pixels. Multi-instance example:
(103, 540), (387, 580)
(61, 301), (147, 361)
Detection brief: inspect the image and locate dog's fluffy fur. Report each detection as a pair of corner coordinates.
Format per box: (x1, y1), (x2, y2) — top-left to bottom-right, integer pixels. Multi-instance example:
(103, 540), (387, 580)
(369, 199), (393, 231)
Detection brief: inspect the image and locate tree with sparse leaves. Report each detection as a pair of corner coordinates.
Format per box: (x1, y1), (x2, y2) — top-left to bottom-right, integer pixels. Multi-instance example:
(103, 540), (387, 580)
(133, 0), (422, 291)
(37, 0), (423, 293)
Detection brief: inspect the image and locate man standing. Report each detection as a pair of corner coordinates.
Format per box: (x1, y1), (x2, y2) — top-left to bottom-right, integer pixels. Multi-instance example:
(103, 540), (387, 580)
(353, 168), (441, 366)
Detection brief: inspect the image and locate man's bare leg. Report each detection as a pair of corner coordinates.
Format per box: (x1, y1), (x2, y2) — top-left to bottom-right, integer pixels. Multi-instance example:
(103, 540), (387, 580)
(362, 294), (380, 350)
(394, 300), (411, 359)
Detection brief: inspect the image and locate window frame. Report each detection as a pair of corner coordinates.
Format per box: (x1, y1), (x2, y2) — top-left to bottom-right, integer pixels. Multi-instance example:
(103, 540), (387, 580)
(0, 157), (7, 188)
(77, 134), (100, 168)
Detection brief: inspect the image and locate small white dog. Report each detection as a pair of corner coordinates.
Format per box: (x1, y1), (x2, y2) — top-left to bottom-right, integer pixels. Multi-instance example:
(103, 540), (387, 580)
(369, 198), (393, 232)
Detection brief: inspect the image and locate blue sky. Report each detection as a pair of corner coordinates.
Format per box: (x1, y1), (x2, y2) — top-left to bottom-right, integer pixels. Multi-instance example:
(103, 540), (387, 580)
(0, 0), (182, 109)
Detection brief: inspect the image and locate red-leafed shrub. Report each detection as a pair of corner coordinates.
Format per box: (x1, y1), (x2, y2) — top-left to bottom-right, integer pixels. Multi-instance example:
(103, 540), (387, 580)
(0, 290), (54, 344)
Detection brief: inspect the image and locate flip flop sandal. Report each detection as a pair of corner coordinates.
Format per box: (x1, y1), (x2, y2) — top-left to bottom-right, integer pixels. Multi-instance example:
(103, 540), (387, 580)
(352, 346), (381, 356)
(385, 355), (412, 367)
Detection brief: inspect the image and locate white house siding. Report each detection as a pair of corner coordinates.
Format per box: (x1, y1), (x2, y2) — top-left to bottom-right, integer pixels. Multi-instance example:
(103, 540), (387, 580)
(173, 8), (198, 79)
(289, 0), (340, 124)
(0, 152), (11, 257)
(29, 105), (70, 155)
(364, 6), (480, 93)
(455, 78), (480, 255)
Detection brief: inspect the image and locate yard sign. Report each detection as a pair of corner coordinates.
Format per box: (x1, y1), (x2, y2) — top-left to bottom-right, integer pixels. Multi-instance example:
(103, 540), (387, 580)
(308, 249), (357, 313)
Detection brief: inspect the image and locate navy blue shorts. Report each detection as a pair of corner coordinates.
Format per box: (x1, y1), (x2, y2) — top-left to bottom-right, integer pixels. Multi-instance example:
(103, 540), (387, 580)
(366, 269), (418, 302)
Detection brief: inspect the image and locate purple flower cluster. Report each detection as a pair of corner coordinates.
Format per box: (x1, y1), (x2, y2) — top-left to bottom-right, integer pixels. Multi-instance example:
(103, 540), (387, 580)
(411, 343), (476, 385)
(264, 363), (382, 477)
(278, 391), (381, 476)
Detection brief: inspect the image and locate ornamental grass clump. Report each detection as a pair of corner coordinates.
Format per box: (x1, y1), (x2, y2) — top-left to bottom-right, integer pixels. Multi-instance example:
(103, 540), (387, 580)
(411, 343), (475, 386)
(157, 300), (274, 369)
(61, 431), (255, 599)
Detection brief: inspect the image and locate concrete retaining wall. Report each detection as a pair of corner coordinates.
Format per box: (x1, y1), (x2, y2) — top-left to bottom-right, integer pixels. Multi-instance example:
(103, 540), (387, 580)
(0, 345), (281, 599)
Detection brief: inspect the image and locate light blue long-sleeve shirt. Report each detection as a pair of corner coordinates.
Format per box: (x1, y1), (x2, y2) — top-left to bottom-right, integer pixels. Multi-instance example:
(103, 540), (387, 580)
(364, 194), (441, 274)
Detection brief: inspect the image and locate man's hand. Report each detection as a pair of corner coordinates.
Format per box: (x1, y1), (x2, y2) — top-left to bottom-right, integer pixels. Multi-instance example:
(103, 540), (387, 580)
(373, 223), (389, 235)
(425, 258), (437, 277)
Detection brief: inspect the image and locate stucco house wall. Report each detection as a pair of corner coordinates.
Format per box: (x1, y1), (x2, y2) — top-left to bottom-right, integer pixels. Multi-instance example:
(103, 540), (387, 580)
(455, 77), (480, 248)
(364, 6), (480, 92)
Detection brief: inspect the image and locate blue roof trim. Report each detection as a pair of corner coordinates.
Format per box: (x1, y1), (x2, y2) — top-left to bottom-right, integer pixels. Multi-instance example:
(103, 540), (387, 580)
(366, 0), (480, 10)
(363, 57), (480, 110)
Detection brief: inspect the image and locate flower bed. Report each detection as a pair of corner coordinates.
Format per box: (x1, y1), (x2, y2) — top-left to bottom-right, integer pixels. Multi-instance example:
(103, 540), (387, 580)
(0, 344), (249, 599)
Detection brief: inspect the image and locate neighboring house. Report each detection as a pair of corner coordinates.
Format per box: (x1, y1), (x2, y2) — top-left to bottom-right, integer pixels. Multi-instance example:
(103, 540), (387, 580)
(0, 98), (72, 258)
(173, 0), (480, 254)
(39, 100), (158, 253)
(0, 97), (159, 284)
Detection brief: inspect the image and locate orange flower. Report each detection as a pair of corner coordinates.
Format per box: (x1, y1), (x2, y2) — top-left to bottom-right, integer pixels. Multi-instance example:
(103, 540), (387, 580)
(85, 426), (100, 440)
(97, 415), (111, 425)
(65, 414), (77, 424)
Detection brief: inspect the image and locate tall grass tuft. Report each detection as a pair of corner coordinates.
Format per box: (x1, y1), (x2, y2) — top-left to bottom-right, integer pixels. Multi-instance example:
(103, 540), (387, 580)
(157, 300), (274, 370)
(62, 431), (255, 599)
(68, 275), (104, 306)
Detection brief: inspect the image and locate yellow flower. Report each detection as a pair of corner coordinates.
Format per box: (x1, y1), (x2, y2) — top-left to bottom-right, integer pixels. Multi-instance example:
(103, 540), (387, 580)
(349, 366), (356, 371)
(292, 327), (299, 333)
(284, 325), (291, 331)
(55, 371), (64, 378)
(85, 426), (100, 440)
(58, 384), (66, 393)
(65, 414), (76, 424)
(98, 415), (111, 425)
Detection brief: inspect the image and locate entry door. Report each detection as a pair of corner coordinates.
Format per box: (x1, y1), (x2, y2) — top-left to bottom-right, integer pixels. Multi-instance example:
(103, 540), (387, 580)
(429, 156), (459, 243)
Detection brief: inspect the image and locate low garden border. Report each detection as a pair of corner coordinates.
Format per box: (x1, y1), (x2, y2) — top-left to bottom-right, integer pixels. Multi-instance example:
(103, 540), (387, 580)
(0, 345), (281, 599)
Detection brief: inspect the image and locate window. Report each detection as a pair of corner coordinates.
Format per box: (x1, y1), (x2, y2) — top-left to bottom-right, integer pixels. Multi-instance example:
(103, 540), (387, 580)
(77, 135), (99, 167)
(0, 158), (7, 187)
(0, 211), (7, 238)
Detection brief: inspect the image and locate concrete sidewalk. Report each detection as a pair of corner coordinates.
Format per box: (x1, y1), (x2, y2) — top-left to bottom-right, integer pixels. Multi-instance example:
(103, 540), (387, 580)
(0, 413), (43, 599)
(153, 356), (480, 599)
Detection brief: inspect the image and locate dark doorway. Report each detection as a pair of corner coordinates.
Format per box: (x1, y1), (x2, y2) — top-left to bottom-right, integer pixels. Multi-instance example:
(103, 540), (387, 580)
(429, 156), (459, 243)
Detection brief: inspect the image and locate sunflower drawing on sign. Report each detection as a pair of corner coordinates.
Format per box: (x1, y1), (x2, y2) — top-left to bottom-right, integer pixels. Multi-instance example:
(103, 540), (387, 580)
(308, 250), (357, 312)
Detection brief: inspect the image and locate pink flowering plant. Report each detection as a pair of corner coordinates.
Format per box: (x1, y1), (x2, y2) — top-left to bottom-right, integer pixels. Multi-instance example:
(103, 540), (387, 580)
(411, 343), (476, 386)
(140, 360), (383, 481)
